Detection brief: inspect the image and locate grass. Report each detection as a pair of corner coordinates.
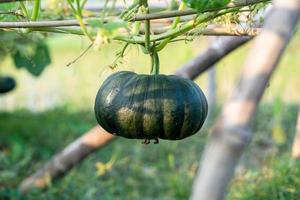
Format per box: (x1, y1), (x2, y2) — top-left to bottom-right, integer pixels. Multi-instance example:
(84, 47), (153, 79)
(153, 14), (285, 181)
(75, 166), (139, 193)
(0, 103), (299, 200)
(228, 158), (300, 200)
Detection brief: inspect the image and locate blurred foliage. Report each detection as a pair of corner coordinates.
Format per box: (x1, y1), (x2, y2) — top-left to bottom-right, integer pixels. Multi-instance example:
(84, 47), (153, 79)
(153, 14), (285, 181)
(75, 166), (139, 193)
(0, 31), (51, 77)
(0, 2), (52, 77)
(0, 103), (299, 200)
(182, 0), (231, 12)
(228, 158), (300, 200)
(12, 40), (51, 77)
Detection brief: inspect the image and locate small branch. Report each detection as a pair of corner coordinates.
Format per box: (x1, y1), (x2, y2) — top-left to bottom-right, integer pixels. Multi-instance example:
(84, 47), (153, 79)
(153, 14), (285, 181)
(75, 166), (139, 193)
(66, 43), (93, 67)
(0, 11), (25, 18)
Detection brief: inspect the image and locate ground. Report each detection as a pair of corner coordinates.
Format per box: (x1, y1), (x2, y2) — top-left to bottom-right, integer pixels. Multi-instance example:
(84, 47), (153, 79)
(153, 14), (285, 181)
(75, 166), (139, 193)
(0, 104), (299, 200)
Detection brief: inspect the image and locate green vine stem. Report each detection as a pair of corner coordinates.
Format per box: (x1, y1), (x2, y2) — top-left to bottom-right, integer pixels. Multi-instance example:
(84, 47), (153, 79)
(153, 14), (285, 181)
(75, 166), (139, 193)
(138, 0), (160, 75)
(114, 7), (239, 44)
(155, 1), (186, 52)
(19, 2), (29, 19)
(150, 51), (160, 75)
(131, 6), (143, 36)
(19, 0), (40, 33)
(31, 0), (40, 21)
(131, 20), (141, 35)
(120, 1), (140, 19)
(67, 0), (94, 42)
(31, 27), (84, 35)
(144, 8), (151, 53)
(80, 0), (88, 10)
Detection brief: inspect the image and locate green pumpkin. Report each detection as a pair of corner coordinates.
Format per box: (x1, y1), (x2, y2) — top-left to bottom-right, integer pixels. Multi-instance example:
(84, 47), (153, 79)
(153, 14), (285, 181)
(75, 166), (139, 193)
(0, 76), (16, 94)
(94, 71), (208, 140)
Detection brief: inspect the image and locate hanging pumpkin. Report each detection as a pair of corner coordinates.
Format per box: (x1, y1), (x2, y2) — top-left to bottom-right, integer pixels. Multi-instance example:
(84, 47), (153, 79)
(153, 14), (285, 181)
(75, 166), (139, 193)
(0, 76), (16, 94)
(94, 71), (208, 143)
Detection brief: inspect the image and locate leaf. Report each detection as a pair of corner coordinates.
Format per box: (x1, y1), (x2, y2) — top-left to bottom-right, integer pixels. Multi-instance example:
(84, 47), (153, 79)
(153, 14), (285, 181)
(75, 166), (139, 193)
(182, 0), (231, 12)
(12, 42), (51, 77)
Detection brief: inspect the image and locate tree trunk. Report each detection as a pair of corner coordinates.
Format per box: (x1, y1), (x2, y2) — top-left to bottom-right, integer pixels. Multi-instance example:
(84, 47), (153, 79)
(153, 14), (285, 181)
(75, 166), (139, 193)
(190, 1), (300, 199)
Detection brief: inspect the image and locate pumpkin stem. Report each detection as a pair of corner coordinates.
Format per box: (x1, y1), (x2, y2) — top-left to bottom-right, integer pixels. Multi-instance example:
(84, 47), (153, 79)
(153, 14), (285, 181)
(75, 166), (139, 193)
(140, 0), (160, 75)
(150, 50), (160, 75)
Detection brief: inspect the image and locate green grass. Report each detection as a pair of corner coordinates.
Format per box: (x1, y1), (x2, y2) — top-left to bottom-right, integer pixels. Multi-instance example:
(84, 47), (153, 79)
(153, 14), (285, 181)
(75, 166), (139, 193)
(228, 157), (300, 200)
(0, 104), (299, 200)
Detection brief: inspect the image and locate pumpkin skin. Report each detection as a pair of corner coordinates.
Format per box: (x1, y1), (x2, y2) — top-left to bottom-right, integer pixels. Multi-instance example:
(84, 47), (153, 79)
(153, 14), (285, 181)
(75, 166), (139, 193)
(94, 71), (208, 140)
(0, 76), (16, 94)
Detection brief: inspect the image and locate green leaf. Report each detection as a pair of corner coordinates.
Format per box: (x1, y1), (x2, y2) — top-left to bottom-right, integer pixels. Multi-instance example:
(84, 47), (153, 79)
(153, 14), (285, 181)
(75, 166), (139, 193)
(12, 42), (51, 77)
(182, 0), (231, 12)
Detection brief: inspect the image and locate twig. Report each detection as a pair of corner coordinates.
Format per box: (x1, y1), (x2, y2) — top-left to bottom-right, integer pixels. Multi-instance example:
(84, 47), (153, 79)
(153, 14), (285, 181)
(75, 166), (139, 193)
(0, 11), (25, 18)
(66, 43), (93, 67)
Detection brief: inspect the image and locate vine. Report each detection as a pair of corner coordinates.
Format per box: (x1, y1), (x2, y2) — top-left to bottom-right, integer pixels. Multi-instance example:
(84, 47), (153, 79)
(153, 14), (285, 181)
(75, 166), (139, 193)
(0, 0), (271, 73)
